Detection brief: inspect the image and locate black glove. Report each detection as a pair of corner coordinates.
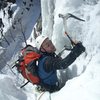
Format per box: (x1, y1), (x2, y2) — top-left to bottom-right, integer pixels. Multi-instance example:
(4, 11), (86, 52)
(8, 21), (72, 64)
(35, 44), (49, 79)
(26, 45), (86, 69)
(71, 42), (85, 57)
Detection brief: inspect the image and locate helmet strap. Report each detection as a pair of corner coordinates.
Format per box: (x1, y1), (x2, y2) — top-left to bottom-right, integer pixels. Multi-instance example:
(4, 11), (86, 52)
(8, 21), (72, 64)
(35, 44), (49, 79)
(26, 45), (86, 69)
(40, 45), (47, 53)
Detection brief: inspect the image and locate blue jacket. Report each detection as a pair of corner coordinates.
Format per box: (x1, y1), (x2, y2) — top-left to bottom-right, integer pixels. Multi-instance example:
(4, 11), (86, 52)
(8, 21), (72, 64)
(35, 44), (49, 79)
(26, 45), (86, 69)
(38, 55), (58, 86)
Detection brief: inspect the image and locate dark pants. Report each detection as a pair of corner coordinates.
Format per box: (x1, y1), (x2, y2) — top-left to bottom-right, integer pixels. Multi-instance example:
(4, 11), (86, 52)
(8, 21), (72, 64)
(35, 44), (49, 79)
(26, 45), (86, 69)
(40, 82), (60, 93)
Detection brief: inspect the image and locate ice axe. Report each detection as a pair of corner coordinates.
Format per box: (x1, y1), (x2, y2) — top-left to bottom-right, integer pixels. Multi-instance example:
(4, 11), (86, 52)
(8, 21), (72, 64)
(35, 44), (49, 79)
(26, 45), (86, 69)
(59, 13), (85, 46)
(59, 13), (85, 22)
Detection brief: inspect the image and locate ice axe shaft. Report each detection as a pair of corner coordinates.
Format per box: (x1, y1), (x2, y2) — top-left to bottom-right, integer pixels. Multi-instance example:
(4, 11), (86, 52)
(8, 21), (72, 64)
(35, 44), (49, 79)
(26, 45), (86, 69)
(65, 32), (76, 45)
(59, 13), (78, 46)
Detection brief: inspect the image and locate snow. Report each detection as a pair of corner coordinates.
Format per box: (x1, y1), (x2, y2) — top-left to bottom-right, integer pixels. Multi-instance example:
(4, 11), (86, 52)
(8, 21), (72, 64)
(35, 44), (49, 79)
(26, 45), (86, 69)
(0, 0), (100, 100)
(0, 74), (26, 100)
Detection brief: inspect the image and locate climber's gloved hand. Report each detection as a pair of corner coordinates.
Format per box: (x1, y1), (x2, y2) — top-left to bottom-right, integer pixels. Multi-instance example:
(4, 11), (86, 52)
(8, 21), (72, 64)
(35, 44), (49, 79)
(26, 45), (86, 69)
(71, 42), (85, 57)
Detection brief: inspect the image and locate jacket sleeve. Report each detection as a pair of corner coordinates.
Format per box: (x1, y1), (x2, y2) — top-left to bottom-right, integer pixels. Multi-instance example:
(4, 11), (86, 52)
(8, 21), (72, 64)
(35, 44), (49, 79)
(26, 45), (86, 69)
(43, 42), (85, 72)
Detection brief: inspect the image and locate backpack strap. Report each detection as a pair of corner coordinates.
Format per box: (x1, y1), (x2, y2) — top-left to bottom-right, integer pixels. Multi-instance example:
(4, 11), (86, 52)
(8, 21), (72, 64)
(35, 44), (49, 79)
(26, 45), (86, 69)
(25, 67), (33, 83)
